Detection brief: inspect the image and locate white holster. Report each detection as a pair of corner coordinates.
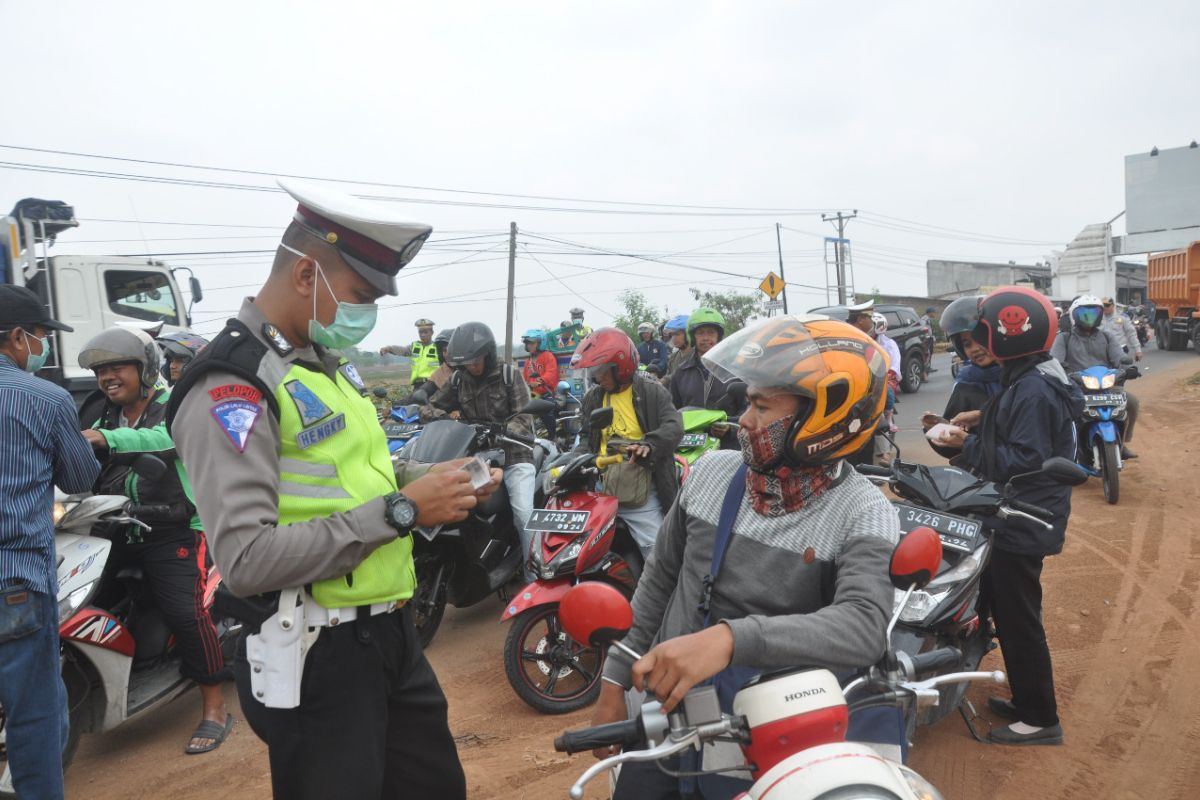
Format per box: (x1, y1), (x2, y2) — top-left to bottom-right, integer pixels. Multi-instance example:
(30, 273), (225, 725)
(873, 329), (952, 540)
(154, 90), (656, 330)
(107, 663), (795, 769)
(245, 587), (320, 709)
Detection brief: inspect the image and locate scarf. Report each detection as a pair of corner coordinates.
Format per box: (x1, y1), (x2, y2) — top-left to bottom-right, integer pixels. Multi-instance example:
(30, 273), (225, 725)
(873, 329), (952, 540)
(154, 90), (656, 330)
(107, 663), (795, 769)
(737, 415), (840, 517)
(955, 363), (1002, 397)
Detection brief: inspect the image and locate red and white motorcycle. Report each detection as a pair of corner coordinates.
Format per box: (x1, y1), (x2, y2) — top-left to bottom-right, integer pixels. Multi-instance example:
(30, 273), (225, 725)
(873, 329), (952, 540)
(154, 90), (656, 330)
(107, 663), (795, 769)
(0, 484), (236, 796)
(552, 527), (1004, 800)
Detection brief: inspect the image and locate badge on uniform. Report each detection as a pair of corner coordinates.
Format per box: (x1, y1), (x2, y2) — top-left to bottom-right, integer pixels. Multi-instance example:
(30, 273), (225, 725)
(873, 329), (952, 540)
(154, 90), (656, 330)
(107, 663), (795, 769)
(284, 380), (332, 426)
(339, 363), (366, 394)
(296, 413), (346, 449)
(262, 323), (295, 357)
(212, 400), (263, 453)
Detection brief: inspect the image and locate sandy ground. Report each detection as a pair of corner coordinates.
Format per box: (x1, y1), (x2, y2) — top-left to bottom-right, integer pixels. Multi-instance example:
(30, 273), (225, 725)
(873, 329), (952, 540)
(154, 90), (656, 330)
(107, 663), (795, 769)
(64, 356), (1200, 799)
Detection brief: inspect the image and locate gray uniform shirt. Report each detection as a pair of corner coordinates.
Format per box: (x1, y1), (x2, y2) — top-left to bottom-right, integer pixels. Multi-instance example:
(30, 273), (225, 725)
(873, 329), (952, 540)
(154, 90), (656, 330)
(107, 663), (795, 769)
(1049, 326), (1125, 373)
(172, 299), (426, 597)
(1100, 312), (1140, 355)
(602, 451), (898, 688)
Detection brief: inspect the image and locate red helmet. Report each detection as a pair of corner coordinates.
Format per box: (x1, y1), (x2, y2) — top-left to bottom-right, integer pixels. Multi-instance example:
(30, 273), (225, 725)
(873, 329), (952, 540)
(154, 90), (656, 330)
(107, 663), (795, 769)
(569, 327), (640, 388)
(970, 286), (1056, 361)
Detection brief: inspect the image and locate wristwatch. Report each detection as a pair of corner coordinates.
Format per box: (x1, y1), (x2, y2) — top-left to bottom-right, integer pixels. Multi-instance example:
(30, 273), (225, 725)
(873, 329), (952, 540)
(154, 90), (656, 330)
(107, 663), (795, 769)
(383, 492), (418, 536)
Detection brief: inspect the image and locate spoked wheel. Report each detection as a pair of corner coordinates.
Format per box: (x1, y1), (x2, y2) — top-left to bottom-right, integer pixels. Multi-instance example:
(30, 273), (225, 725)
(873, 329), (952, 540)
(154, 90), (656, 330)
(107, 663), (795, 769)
(503, 603), (603, 714)
(1099, 440), (1121, 505)
(412, 554), (447, 650)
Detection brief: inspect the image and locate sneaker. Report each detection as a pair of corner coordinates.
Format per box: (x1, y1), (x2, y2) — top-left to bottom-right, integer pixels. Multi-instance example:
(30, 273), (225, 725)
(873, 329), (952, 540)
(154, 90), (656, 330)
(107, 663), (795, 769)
(1120, 446), (1138, 460)
(987, 696), (1020, 721)
(989, 722), (1063, 746)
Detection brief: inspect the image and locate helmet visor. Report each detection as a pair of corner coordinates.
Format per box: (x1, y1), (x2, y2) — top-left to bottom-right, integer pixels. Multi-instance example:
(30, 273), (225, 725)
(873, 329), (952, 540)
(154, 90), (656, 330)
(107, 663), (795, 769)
(701, 315), (835, 392)
(1073, 306), (1102, 328)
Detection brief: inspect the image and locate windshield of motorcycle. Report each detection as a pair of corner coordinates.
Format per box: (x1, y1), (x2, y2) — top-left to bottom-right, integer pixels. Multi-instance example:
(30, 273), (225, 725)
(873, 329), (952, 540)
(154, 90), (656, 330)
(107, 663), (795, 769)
(679, 406), (727, 432)
(399, 419), (475, 463)
(893, 463), (1003, 513)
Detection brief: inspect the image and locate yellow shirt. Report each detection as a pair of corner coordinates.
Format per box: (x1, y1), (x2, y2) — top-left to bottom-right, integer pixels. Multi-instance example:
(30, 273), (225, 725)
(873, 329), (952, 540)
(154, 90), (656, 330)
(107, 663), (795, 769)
(600, 385), (644, 455)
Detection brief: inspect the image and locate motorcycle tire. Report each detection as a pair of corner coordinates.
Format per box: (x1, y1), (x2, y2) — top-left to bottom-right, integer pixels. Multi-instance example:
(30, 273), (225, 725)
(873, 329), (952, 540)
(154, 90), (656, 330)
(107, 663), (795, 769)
(503, 603), (603, 715)
(1100, 441), (1120, 505)
(412, 554), (447, 650)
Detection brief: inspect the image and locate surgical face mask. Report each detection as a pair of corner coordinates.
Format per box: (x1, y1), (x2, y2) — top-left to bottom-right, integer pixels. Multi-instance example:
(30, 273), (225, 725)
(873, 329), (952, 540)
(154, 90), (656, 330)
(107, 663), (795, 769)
(280, 244), (378, 349)
(23, 331), (49, 373)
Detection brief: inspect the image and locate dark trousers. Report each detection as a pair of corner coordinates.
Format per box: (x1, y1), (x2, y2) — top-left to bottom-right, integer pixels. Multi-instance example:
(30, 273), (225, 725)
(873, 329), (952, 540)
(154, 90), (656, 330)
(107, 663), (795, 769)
(106, 525), (226, 683)
(979, 548), (1058, 727)
(235, 605), (466, 800)
(1124, 391), (1139, 442)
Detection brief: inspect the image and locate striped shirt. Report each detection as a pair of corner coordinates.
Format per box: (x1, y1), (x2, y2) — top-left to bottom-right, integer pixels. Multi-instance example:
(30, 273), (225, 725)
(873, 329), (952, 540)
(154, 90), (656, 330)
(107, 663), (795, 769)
(0, 354), (100, 594)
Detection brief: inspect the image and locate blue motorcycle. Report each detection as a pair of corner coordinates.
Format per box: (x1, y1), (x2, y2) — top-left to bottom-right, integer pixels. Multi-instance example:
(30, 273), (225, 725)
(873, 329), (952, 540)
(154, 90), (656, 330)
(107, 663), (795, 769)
(383, 403), (424, 454)
(1070, 364), (1139, 504)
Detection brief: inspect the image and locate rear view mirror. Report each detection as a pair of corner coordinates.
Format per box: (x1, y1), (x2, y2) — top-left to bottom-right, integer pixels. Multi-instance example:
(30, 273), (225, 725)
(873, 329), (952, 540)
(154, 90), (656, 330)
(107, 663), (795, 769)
(188, 276), (204, 305)
(1124, 366), (1141, 381)
(889, 527), (942, 590)
(556, 380), (572, 395)
(1041, 456), (1090, 486)
(520, 398), (556, 416)
(559, 583), (634, 647)
(131, 454), (167, 481)
(373, 387), (389, 399)
(589, 406), (614, 430)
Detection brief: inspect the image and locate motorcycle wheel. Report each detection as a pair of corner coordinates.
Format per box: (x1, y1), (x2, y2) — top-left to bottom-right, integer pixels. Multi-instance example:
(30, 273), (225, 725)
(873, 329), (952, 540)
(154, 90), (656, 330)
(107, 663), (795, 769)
(503, 603), (603, 715)
(1100, 441), (1120, 505)
(412, 554), (447, 650)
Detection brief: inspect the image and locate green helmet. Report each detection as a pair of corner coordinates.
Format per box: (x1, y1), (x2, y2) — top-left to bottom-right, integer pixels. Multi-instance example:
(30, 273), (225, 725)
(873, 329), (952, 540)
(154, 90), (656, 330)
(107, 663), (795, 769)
(687, 307), (726, 347)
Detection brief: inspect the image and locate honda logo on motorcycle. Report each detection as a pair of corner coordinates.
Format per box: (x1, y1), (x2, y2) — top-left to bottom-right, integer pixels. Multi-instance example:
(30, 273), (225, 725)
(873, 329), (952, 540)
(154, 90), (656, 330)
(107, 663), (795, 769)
(784, 687), (828, 702)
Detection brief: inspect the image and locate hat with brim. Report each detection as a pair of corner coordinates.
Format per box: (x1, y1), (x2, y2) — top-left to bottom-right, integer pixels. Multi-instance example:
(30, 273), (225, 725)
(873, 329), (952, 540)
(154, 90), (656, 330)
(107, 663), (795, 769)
(278, 179), (433, 296)
(0, 285), (74, 332)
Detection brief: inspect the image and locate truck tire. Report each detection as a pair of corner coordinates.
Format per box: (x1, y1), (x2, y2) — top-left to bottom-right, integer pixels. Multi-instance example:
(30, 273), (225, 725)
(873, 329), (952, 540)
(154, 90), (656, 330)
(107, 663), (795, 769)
(1155, 320), (1168, 350)
(1169, 329), (1189, 351)
(1192, 326), (1200, 355)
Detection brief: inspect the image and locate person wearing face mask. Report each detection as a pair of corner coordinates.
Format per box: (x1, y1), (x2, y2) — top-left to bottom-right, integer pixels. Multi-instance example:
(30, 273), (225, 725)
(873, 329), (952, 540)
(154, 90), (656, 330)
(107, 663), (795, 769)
(670, 308), (746, 449)
(0, 285), (100, 800)
(590, 316), (898, 799)
(165, 181), (498, 800)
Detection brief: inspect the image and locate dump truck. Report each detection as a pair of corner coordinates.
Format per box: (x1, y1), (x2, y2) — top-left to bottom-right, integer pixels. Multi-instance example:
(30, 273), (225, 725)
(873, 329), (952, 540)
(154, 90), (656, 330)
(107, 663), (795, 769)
(1, 198), (202, 400)
(1148, 241), (1200, 353)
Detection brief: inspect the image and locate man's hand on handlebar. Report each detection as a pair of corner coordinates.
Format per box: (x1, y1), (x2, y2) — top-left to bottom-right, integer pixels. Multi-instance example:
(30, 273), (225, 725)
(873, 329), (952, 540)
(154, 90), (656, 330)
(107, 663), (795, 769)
(632, 624), (734, 713)
(448, 410), (462, 420)
(589, 682), (629, 760)
(625, 443), (652, 463)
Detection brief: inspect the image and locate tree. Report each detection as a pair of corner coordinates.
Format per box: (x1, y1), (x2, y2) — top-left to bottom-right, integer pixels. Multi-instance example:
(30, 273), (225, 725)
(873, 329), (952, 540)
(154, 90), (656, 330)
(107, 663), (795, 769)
(611, 290), (664, 338)
(687, 288), (766, 334)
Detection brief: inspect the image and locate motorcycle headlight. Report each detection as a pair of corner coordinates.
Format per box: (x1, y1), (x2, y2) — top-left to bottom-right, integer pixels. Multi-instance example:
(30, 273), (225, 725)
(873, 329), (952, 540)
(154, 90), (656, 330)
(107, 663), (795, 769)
(899, 766), (946, 800)
(927, 541), (989, 590)
(57, 580), (96, 622)
(1081, 375), (1101, 390)
(895, 587), (950, 623)
(542, 468), (559, 496)
(541, 535), (585, 579)
(1100, 373), (1117, 389)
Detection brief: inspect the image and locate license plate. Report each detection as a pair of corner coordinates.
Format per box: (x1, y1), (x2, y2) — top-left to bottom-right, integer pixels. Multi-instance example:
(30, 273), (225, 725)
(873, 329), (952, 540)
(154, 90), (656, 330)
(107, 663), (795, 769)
(680, 433), (708, 448)
(1084, 393), (1124, 406)
(893, 503), (981, 553)
(526, 509), (591, 533)
(384, 422), (418, 437)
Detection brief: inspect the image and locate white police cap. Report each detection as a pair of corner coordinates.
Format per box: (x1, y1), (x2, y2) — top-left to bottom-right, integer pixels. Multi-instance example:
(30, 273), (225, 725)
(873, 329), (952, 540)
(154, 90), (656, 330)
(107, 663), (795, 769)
(278, 179), (433, 296)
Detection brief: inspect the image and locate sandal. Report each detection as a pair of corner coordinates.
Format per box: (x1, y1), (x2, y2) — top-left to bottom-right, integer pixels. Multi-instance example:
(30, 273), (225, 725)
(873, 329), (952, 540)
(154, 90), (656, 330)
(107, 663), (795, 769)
(185, 713), (234, 755)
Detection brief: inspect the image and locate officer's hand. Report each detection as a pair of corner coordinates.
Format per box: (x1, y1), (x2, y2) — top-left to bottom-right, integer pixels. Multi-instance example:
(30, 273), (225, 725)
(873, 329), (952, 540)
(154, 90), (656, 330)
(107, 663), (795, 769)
(1135, 351), (1144, 362)
(401, 470), (478, 526)
(590, 681), (629, 760)
(82, 429), (107, 449)
(632, 624), (734, 713)
(949, 410), (982, 430)
(476, 468), (504, 499)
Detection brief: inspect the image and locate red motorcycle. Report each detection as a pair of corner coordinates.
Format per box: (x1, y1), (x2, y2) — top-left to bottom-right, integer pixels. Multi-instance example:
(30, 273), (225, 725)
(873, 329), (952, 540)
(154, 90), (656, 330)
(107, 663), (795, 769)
(500, 410), (647, 713)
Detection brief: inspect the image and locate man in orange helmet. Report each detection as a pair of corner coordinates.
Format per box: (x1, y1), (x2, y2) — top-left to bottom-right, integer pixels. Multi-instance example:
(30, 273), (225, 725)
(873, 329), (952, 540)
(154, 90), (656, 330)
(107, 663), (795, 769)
(590, 315), (901, 798)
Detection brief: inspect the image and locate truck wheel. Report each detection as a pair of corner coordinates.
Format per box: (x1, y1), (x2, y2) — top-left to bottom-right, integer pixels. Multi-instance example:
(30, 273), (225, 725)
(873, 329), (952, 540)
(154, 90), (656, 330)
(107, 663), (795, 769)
(900, 353), (923, 394)
(1192, 326), (1200, 355)
(1169, 330), (1189, 351)
(1155, 320), (1168, 350)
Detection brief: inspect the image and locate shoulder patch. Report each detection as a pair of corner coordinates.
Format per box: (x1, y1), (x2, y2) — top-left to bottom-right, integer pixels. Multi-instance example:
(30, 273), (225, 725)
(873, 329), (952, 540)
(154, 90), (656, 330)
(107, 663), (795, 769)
(339, 363), (366, 393)
(296, 413), (347, 449)
(262, 323), (294, 357)
(211, 400), (264, 453)
(209, 383), (264, 404)
(284, 380), (333, 426)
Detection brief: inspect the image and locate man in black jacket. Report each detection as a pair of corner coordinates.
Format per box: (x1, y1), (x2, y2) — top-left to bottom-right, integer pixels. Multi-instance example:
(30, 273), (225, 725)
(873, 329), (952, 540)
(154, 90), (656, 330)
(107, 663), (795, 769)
(939, 287), (1083, 746)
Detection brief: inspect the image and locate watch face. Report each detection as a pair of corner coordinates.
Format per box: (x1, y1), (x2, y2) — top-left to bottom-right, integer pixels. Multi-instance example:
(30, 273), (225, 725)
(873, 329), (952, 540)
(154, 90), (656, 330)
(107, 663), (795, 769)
(391, 497), (416, 528)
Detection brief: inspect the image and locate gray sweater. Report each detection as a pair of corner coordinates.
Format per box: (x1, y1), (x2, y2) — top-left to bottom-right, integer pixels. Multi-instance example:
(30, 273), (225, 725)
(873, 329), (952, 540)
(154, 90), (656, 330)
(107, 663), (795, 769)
(602, 451), (899, 688)
(1049, 326), (1124, 373)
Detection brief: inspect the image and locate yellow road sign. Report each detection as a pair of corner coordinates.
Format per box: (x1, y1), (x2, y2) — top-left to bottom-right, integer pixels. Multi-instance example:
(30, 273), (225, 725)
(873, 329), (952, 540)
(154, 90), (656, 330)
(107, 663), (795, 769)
(759, 271), (785, 299)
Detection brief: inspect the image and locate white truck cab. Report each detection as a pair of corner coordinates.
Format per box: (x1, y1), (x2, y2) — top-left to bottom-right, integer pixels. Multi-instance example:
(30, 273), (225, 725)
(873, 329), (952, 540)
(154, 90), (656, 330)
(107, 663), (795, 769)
(2, 198), (202, 401)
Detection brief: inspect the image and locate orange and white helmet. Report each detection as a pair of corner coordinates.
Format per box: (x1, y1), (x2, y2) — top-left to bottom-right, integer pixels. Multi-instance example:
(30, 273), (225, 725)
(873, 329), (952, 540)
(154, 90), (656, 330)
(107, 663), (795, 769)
(703, 315), (888, 464)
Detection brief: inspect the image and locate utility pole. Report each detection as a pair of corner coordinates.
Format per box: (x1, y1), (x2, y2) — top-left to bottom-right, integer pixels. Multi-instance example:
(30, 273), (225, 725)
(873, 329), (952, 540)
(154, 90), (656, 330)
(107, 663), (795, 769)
(821, 210), (857, 304)
(775, 222), (788, 314)
(505, 221), (517, 365)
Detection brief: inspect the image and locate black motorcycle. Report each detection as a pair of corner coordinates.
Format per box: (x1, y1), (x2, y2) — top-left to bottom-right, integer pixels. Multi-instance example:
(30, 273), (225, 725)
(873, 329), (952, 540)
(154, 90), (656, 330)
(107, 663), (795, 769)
(856, 451), (1087, 741)
(397, 398), (558, 648)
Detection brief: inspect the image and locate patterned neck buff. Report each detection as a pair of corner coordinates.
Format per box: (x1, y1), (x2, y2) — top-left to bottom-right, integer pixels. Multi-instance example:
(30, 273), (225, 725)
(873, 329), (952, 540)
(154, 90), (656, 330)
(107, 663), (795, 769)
(737, 414), (839, 517)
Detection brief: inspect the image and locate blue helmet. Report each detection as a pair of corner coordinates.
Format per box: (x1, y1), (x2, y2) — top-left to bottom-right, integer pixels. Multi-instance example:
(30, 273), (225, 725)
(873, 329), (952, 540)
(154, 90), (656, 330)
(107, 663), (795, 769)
(521, 329), (546, 350)
(664, 314), (689, 333)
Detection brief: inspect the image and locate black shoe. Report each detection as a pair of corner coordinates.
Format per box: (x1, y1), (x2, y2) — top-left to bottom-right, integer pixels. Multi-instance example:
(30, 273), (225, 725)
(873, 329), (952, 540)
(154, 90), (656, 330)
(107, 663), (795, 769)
(987, 696), (1020, 721)
(1121, 446), (1138, 460)
(989, 722), (1063, 746)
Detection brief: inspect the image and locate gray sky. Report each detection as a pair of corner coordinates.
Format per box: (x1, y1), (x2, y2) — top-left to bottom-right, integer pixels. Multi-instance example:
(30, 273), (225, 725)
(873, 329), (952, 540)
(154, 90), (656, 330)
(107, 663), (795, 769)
(3, 0), (1198, 350)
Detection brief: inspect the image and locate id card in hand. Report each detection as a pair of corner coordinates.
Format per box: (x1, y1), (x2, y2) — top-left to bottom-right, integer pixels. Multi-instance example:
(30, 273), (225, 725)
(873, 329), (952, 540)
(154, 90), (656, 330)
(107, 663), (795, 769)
(461, 455), (492, 490)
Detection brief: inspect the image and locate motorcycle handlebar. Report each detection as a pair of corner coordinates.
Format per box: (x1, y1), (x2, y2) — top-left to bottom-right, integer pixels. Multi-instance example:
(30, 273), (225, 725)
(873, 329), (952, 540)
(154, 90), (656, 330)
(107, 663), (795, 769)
(907, 647), (962, 678)
(127, 504), (172, 518)
(1008, 499), (1055, 521)
(595, 454), (625, 469)
(554, 719), (643, 754)
(855, 464), (892, 477)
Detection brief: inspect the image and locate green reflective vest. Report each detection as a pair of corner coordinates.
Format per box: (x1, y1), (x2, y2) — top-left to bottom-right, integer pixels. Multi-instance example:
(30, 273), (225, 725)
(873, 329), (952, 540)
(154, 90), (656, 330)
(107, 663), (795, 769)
(410, 342), (439, 383)
(275, 361), (414, 608)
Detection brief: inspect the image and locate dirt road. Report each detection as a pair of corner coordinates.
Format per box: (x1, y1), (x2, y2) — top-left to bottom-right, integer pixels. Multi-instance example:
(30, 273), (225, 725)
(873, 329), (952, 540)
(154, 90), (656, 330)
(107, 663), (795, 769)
(66, 359), (1200, 799)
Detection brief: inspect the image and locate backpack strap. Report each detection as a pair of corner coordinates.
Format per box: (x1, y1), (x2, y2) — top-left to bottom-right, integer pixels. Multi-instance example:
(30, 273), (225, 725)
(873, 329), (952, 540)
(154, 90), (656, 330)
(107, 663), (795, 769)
(697, 463), (748, 621)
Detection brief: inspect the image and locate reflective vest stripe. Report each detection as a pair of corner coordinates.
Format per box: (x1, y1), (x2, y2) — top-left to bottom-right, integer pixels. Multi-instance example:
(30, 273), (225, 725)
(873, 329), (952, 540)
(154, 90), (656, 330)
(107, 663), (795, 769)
(279, 480), (352, 500)
(279, 458), (339, 479)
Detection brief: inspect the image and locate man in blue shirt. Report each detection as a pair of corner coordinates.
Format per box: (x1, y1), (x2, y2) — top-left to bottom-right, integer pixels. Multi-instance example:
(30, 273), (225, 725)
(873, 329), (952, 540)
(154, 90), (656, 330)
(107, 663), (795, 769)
(636, 322), (669, 377)
(0, 285), (100, 799)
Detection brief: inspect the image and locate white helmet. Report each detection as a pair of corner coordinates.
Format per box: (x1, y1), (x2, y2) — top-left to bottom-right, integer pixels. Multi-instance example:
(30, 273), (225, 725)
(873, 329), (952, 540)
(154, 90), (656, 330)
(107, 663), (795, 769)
(1068, 295), (1104, 329)
(637, 322), (656, 335)
(871, 312), (888, 335)
(79, 327), (162, 389)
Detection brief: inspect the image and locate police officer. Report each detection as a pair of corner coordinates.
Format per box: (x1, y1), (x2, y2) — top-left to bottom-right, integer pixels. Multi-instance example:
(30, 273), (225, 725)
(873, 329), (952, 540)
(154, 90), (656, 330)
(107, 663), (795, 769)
(1100, 297), (1143, 362)
(167, 180), (494, 799)
(408, 318), (439, 383)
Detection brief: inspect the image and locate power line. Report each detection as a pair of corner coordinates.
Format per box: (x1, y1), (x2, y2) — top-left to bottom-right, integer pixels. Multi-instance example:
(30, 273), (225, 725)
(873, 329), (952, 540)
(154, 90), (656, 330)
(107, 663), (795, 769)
(518, 244), (612, 317)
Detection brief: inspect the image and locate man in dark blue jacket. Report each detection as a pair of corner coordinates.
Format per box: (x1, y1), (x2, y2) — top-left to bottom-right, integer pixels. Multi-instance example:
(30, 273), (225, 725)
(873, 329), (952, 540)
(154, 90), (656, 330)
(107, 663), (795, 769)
(635, 322), (668, 377)
(939, 287), (1083, 747)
